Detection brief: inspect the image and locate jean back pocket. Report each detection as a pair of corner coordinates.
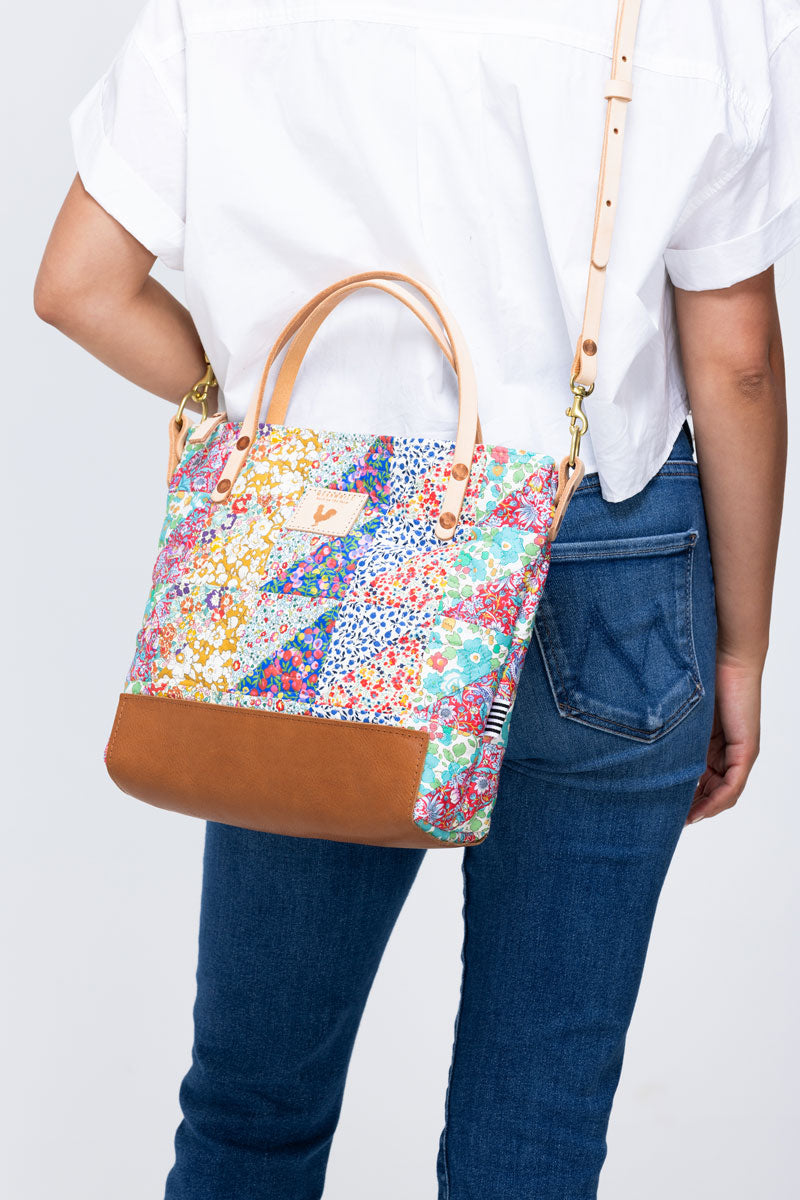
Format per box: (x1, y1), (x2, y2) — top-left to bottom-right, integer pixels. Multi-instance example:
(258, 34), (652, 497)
(534, 529), (703, 742)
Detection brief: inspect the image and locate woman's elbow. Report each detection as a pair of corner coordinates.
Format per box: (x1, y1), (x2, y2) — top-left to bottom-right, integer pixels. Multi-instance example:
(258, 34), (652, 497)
(730, 364), (775, 403)
(33, 174), (149, 332)
(33, 248), (110, 337)
(33, 263), (75, 328)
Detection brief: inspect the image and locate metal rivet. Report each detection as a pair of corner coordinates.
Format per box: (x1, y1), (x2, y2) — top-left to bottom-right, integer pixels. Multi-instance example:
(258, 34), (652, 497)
(236, 435), (250, 451)
(217, 478), (232, 494)
(451, 462), (469, 481)
(582, 339), (597, 356)
(438, 512), (456, 530)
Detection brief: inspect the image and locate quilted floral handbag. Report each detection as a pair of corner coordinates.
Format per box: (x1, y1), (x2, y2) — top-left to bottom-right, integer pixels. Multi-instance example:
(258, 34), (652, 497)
(104, 0), (641, 847)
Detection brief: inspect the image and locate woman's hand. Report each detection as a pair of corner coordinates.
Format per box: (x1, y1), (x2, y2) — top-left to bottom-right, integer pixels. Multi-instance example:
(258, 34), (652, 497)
(686, 653), (763, 824)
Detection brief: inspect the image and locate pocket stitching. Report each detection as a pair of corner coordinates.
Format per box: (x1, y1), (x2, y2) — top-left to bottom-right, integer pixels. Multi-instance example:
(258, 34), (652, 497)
(682, 527), (704, 708)
(549, 529), (698, 563)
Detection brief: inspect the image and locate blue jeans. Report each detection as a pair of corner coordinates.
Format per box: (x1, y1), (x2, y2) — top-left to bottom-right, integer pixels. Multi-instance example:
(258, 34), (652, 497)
(164, 423), (717, 1199)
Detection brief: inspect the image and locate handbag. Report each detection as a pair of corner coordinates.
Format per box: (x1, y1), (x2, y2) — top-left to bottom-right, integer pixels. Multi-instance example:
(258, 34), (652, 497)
(104, 0), (642, 847)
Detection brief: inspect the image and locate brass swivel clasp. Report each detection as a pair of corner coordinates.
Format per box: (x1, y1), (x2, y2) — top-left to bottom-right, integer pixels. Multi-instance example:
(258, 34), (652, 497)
(175, 353), (218, 429)
(566, 376), (594, 468)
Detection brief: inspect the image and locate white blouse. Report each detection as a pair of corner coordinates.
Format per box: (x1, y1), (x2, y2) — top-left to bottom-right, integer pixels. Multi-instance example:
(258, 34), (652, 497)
(69, 0), (800, 501)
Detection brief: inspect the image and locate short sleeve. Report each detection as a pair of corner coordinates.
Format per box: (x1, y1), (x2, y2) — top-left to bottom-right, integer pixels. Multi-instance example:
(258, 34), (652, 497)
(664, 22), (800, 292)
(69, 0), (187, 270)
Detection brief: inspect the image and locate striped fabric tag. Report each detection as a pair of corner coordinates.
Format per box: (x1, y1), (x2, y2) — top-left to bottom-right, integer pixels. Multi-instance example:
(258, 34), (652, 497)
(484, 694), (512, 742)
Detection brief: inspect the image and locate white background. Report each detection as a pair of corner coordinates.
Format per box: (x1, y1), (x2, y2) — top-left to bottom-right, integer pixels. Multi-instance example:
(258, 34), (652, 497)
(3, 4), (798, 1197)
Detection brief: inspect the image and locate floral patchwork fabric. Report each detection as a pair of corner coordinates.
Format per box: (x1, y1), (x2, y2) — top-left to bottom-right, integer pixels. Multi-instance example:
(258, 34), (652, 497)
(124, 423), (557, 844)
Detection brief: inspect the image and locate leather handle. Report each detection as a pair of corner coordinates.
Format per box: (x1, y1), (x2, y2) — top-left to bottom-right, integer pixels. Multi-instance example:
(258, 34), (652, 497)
(265, 280), (482, 443)
(570, 0), (642, 389)
(266, 282), (454, 422)
(212, 271), (481, 541)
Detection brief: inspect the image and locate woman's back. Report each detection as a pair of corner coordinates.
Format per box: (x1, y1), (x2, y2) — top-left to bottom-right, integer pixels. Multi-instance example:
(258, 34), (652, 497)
(69, 0), (799, 499)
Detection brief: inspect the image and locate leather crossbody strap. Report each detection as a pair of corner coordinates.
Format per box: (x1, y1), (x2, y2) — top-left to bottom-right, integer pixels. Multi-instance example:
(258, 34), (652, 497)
(571, 0), (642, 391)
(548, 0), (643, 539)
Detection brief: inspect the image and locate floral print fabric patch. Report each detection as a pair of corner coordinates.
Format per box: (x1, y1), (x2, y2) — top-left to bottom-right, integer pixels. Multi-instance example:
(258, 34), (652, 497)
(124, 424), (557, 844)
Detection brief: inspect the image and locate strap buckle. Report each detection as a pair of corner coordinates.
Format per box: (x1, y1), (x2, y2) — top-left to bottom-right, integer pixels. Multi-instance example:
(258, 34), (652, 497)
(566, 377), (594, 468)
(175, 353), (218, 430)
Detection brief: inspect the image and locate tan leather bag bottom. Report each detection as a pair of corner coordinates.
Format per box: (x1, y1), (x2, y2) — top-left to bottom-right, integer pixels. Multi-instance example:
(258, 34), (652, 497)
(105, 693), (444, 848)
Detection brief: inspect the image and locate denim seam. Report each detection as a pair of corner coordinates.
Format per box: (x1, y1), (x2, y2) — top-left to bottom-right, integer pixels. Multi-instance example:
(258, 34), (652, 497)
(553, 681), (703, 742)
(683, 528), (704, 704)
(534, 598), (566, 717)
(438, 853), (472, 1200)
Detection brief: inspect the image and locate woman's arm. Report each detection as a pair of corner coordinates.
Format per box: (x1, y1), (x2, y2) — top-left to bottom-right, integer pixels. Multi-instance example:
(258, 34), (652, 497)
(673, 265), (787, 824)
(33, 173), (219, 417)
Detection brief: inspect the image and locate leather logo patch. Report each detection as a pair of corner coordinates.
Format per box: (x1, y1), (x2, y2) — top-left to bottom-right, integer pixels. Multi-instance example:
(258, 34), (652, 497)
(284, 487), (369, 536)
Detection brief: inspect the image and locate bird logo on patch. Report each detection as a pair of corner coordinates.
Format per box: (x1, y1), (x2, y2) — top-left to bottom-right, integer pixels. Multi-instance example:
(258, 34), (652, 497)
(313, 504), (338, 526)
